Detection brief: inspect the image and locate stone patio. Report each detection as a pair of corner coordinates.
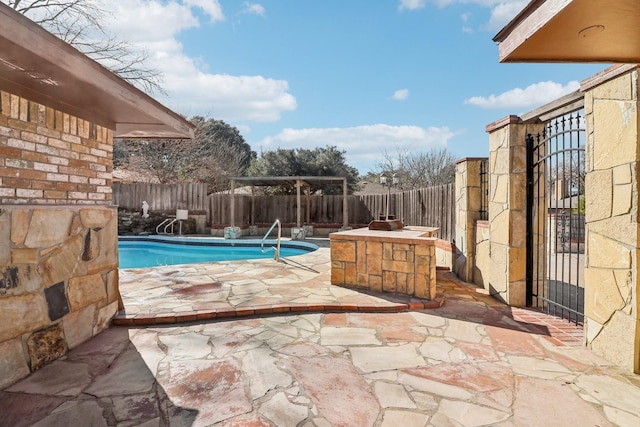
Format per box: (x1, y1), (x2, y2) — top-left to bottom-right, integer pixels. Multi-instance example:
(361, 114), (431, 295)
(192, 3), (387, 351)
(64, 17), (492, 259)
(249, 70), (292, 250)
(1, 246), (639, 426)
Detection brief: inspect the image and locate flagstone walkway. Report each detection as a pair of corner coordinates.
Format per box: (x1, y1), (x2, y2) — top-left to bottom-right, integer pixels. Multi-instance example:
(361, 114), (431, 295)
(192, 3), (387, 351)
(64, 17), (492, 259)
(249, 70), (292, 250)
(2, 246), (639, 426)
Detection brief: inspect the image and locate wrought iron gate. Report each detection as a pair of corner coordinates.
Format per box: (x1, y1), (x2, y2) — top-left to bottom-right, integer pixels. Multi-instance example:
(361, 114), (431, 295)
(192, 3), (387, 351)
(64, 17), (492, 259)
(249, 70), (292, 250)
(526, 110), (585, 324)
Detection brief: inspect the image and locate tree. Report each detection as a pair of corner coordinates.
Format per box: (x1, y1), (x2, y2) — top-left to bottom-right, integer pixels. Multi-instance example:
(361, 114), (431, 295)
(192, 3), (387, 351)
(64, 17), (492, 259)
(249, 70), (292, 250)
(373, 147), (456, 190)
(248, 146), (360, 194)
(114, 117), (256, 192)
(3, 0), (163, 94)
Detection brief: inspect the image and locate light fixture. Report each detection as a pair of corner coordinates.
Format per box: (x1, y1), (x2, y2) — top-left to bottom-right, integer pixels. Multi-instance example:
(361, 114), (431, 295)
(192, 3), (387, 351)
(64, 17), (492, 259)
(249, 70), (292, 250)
(578, 25), (604, 38)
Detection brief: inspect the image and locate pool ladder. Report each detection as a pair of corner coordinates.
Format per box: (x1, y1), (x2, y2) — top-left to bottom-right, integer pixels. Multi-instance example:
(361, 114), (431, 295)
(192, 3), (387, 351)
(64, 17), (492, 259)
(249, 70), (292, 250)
(261, 219), (281, 261)
(156, 218), (180, 235)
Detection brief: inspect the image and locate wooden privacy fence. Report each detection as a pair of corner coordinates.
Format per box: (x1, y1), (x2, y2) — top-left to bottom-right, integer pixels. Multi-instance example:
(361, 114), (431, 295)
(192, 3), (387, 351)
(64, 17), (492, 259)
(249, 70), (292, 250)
(113, 182), (455, 241)
(112, 182), (208, 212)
(205, 184), (455, 241)
(356, 184), (455, 241)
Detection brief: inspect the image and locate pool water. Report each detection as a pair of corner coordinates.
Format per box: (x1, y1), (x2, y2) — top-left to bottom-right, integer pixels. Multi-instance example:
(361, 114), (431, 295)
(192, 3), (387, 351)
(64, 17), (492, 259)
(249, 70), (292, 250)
(118, 237), (318, 269)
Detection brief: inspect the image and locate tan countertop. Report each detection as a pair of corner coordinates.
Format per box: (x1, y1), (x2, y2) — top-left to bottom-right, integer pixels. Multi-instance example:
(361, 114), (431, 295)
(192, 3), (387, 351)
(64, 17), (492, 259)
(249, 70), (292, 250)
(330, 226), (439, 245)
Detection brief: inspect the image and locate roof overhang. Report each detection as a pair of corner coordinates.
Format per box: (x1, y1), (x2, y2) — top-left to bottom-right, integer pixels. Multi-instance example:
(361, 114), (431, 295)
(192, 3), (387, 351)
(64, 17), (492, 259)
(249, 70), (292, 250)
(0, 3), (194, 139)
(494, 0), (640, 63)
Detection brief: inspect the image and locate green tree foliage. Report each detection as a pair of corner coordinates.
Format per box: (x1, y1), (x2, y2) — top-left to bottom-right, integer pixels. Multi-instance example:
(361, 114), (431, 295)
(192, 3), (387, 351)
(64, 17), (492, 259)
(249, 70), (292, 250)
(248, 146), (360, 194)
(114, 117), (256, 193)
(190, 116), (255, 172)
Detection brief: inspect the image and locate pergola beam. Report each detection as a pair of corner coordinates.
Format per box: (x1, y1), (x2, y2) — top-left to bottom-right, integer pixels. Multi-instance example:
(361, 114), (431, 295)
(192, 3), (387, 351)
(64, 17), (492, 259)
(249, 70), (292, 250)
(228, 176), (349, 229)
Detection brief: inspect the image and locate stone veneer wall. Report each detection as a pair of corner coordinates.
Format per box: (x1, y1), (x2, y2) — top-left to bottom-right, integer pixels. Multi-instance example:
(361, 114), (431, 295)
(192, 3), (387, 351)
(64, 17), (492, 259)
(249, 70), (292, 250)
(582, 66), (640, 372)
(0, 91), (119, 388)
(331, 235), (437, 300)
(454, 158), (486, 282)
(473, 220), (490, 288)
(485, 117), (528, 306)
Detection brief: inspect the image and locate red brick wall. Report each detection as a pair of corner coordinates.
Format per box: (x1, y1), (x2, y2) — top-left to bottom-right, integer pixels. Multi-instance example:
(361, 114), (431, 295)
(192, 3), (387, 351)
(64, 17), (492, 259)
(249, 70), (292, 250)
(0, 90), (113, 204)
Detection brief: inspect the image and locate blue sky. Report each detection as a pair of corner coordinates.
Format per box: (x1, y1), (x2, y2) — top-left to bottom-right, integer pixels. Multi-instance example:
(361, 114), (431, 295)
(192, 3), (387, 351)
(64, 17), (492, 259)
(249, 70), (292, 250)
(99, 0), (606, 174)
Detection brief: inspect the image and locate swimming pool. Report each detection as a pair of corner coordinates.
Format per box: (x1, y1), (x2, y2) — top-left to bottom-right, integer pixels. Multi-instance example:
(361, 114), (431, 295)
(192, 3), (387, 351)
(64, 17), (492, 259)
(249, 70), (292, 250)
(118, 236), (318, 269)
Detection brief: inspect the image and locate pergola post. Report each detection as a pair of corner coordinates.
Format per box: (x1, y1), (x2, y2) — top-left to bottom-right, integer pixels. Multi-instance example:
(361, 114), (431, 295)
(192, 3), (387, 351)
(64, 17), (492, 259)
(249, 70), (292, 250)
(251, 185), (255, 226)
(296, 179), (302, 228)
(306, 185), (311, 225)
(343, 178), (348, 229)
(230, 179), (236, 227)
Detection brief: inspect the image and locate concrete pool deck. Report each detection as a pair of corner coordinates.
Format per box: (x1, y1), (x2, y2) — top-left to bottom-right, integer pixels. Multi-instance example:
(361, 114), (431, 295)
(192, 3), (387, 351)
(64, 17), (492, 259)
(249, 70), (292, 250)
(2, 242), (640, 426)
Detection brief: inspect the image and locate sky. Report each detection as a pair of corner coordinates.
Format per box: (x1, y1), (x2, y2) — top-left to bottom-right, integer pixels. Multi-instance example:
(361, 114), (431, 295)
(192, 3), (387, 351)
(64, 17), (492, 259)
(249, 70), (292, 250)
(96, 0), (606, 174)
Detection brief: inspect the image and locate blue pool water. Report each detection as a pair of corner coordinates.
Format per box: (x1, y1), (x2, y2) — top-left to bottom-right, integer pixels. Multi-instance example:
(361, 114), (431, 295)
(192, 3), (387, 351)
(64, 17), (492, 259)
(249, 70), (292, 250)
(118, 237), (318, 269)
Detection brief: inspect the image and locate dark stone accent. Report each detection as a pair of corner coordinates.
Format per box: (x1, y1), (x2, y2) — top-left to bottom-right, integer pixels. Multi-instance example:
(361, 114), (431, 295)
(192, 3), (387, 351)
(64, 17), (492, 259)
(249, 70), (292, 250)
(27, 324), (67, 371)
(0, 392), (68, 427)
(82, 230), (94, 261)
(45, 282), (70, 321)
(0, 266), (19, 295)
(368, 219), (403, 231)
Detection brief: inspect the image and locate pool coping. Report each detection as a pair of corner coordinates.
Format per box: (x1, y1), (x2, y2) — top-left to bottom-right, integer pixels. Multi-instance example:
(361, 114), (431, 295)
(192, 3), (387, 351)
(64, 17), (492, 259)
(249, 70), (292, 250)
(112, 292), (446, 326)
(118, 235), (320, 250)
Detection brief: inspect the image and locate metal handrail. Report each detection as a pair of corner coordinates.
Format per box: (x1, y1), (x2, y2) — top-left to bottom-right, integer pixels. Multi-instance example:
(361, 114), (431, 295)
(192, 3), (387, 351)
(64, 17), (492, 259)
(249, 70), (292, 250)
(261, 219), (281, 261)
(164, 218), (178, 235)
(156, 218), (173, 234)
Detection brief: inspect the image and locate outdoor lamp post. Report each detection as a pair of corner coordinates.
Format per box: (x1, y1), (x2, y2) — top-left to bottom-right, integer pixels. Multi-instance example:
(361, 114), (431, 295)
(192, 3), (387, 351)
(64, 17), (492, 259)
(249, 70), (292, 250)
(380, 172), (399, 220)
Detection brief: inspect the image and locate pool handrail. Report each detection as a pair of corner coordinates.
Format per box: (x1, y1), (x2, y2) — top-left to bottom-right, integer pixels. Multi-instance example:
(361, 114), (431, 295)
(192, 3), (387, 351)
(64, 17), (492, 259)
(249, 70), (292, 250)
(261, 219), (281, 261)
(156, 218), (173, 235)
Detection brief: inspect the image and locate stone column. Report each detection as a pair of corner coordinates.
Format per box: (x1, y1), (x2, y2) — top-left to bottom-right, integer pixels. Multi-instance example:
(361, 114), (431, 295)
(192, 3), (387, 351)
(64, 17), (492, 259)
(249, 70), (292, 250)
(454, 158), (487, 282)
(485, 116), (542, 306)
(582, 65), (640, 373)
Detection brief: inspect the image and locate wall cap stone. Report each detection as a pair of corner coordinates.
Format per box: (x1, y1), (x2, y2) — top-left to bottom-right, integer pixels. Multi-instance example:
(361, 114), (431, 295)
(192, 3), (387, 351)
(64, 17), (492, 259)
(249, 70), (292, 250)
(581, 64), (638, 92)
(485, 115), (521, 133)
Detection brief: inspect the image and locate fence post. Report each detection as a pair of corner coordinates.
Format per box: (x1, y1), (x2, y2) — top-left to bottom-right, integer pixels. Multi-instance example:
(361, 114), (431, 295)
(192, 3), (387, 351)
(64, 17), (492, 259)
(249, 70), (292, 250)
(486, 116), (530, 306)
(454, 158), (487, 282)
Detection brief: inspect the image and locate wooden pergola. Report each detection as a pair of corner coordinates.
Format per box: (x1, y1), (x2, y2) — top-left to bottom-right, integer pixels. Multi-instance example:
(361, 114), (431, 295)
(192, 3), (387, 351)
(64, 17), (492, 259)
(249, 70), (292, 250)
(228, 176), (349, 229)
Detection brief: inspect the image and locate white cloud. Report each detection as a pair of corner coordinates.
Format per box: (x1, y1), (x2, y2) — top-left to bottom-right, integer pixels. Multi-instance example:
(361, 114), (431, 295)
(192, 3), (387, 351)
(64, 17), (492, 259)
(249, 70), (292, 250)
(392, 89), (410, 101)
(461, 12), (473, 33)
(485, 1), (528, 31)
(99, 0), (295, 123)
(259, 124), (456, 172)
(183, 0), (225, 22)
(241, 2), (266, 16)
(464, 80), (581, 110)
(399, 0), (427, 11)
(399, 0), (528, 31)
(164, 72), (296, 122)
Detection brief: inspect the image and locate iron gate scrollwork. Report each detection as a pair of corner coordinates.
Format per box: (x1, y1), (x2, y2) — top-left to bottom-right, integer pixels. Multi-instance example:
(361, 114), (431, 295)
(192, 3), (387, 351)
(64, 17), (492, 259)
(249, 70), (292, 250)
(526, 110), (585, 324)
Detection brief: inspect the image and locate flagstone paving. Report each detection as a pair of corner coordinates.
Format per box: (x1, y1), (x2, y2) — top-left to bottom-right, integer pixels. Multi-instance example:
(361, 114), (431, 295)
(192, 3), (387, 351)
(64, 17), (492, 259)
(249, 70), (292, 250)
(1, 244), (639, 426)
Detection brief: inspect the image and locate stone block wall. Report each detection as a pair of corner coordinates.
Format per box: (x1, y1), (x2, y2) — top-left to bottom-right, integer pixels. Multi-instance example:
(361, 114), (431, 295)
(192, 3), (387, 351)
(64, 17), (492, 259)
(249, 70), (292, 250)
(331, 231), (437, 300)
(473, 220), (490, 287)
(485, 117), (527, 306)
(0, 90), (113, 204)
(0, 90), (120, 388)
(484, 117), (545, 306)
(0, 206), (120, 388)
(454, 158), (486, 282)
(582, 66), (640, 372)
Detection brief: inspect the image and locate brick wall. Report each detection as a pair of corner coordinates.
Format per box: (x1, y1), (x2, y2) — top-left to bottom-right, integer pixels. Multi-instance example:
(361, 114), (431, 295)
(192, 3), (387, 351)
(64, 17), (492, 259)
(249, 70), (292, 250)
(0, 90), (113, 204)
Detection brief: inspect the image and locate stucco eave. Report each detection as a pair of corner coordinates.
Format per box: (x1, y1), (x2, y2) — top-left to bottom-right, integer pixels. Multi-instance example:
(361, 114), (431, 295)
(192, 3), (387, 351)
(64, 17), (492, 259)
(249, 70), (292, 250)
(0, 3), (193, 139)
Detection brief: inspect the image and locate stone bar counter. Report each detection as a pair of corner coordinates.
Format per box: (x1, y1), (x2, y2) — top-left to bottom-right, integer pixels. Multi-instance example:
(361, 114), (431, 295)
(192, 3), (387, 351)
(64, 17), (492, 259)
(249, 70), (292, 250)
(330, 226), (439, 300)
